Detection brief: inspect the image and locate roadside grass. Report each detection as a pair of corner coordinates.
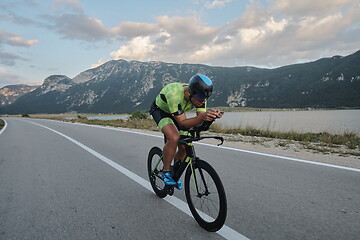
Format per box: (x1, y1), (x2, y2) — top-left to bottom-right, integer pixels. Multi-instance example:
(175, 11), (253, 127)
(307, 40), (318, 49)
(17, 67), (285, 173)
(0, 118), (4, 129)
(65, 115), (359, 156)
(71, 118), (159, 131)
(210, 122), (360, 157)
(11, 112), (359, 157)
(210, 123), (359, 149)
(66, 112), (159, 131)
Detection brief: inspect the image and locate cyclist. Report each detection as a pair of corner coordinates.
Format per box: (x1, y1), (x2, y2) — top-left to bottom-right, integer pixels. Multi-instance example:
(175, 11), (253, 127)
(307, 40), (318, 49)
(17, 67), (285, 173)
(149, 74), (223, 190)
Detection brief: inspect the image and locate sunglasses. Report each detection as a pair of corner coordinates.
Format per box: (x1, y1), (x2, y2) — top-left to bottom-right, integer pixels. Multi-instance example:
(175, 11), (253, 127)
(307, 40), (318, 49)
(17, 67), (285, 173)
(194, 92), (206, 102)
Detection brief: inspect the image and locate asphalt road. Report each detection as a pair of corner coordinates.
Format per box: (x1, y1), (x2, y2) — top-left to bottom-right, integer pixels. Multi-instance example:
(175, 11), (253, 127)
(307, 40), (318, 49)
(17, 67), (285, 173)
(0, 117), (359, 240)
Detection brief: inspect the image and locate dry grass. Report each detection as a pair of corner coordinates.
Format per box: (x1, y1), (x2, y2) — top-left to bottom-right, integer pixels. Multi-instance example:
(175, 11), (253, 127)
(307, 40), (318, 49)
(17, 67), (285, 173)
(3, 113), (358, 157)
(210, 123), (359, 149)
(210, 122), (360, 157)
(71, 118), (159, 131)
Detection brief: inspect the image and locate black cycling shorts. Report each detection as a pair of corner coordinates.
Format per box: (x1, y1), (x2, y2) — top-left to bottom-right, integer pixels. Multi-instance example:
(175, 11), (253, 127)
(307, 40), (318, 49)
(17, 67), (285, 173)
(149, 101), (189, 134)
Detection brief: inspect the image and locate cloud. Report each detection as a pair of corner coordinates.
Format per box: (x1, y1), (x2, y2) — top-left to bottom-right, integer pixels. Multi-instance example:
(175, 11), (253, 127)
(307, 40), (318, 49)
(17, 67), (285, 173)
(107, 0), (360, 67)
(1, 12), (40, 26)
(110, 36), (155, 61)
(111, 22), (158, 39)
(155, 16), (217, 51)
(45, 13), (217, 49)
(0, 69), (40, 87)
(109, 16), (218, 63)
(0, 0), (42, 26)
(189, 16), (290, 65)
(270, 0), (354, 16)
(7, 36), (39, 47)
(52, 0), (83, 13)
(44, 13), (110, 41)
(108, 13), (291, 65)
(212, 0), (360, 66)
(0, 29), (36, 68)
(0, 51), (27, 66)
(0, 67), (23, 86)
(0, 30), (39, 47)
(8, 0), (355, 69)
(205, 0), (232, 9)
(90, 59), (108, 69)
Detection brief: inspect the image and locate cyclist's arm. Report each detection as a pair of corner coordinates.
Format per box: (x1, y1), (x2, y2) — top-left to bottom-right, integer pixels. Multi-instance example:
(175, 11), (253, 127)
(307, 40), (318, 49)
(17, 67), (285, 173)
(173, 113), (202, 129)
(197, 109), (223, 119)
(174, 112), (217, 129)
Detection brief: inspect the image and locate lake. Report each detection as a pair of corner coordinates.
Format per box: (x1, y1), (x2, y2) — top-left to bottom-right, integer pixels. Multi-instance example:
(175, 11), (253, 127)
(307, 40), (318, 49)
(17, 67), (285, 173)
(89, 110), (360, 135)
(87, 115), (128, 120)
(213, 109), (360, 135)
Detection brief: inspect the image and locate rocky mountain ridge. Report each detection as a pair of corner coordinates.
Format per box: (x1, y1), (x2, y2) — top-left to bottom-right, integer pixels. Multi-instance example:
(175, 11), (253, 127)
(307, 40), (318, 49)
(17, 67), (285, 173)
(0, 50), (359, 114)
(0, 84), (38, 106)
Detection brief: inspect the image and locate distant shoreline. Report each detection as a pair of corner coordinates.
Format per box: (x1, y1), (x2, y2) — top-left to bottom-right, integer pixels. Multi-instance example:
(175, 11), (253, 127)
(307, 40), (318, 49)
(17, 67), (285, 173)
(213, 106), (360, 112)
(2, 112), (358, 157)
(1, 106), (359, 116)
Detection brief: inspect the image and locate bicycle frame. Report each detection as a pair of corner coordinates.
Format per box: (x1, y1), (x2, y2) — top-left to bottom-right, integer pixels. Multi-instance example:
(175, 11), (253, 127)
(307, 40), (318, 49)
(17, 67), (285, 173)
(148, 128), (227, 231)
(152, 141), (198, 194)
(152, 131), (224, 196)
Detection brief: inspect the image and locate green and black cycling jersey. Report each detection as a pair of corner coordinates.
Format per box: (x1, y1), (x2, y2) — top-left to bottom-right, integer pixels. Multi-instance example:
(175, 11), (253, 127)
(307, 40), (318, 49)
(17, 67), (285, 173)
(156, 82), (206, 115)
(151, 82), (206, 130)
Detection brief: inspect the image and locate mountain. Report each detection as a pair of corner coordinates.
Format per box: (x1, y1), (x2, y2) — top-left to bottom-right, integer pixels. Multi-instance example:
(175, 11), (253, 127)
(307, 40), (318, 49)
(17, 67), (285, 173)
(1, 50), (359, 114)
(0, 84), (38, 106)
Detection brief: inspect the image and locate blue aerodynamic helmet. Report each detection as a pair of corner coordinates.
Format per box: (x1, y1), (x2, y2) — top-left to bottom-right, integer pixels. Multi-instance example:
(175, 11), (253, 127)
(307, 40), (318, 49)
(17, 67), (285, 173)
(188, 74), (213, 100)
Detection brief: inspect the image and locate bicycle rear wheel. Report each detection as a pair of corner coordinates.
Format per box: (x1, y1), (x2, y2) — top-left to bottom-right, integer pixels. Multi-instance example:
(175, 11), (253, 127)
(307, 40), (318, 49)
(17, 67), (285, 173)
(147, 147), (167, 198)
(185, 159), (227, 232)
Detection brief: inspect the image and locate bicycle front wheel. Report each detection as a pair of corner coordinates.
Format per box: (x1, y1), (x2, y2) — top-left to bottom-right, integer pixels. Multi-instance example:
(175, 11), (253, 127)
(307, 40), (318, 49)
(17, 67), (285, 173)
(147, 146), (167, 198)
(185, 159), (227, 232)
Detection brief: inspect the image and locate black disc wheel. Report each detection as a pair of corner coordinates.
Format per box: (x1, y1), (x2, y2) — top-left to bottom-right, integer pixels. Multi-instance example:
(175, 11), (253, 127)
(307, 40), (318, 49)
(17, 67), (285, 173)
(147, 147), (167, 198)
(185, 159), (227, 232)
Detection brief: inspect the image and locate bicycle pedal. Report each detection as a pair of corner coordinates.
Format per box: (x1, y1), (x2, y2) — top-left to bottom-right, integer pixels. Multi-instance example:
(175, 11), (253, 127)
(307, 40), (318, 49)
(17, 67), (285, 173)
(165, 186), (174, 196)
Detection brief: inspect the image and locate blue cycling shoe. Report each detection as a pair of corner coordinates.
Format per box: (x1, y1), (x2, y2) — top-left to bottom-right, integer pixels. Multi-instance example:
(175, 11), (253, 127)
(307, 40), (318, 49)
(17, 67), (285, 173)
(162, 171), (176, 186)
(175, 179), (183, 190)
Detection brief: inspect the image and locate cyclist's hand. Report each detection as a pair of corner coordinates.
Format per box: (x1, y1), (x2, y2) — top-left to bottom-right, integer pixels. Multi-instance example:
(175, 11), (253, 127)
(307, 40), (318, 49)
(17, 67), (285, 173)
(201, 111), (217, 122)
(209, 109), (223, 119)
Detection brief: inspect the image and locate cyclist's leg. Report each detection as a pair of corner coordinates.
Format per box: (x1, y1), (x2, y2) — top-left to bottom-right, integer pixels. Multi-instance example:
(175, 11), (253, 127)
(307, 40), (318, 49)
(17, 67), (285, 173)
(173, 132), (188, 190)
(150, 102), (179, 172)
(173, 127), (190, 162)
(173, 143), (185, 190)
(161, 123), (180, 172)
(175, 144), (186, 162)
(149, 103), (182, 187)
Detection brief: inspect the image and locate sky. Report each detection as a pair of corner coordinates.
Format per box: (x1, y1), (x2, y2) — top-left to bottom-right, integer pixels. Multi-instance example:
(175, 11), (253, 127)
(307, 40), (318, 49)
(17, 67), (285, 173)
(0, 0), (359, 88)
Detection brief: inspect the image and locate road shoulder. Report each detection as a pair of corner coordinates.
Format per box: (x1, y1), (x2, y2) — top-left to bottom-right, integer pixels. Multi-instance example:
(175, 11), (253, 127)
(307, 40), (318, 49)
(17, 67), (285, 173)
(124, 127), (360, 169)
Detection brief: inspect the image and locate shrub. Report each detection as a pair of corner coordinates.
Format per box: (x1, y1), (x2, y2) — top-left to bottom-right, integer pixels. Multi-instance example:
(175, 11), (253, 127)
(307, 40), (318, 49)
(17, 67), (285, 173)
(128, 110), (149, 120)
(77, 115), (87, 120)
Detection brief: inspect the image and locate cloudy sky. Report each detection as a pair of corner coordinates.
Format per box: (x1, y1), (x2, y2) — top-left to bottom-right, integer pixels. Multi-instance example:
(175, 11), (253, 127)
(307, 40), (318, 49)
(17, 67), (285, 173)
(0, 0), (359, 88)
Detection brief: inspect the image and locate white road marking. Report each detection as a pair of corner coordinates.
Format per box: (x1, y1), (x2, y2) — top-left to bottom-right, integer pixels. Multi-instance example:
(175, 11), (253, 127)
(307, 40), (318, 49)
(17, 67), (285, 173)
(65, 121), (360, 173)
(0, 119), (7, 135)
(28, 120), (250, 240)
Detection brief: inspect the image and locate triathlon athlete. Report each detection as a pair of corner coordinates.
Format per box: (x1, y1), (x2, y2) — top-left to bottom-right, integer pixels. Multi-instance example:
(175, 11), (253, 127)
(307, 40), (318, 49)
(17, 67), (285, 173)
(149, 74), (223, 189)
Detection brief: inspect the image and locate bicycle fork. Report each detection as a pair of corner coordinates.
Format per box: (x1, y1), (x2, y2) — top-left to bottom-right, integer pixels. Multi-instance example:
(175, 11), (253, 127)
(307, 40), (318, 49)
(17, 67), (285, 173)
(184, 143), (209, 198)
(190, 157), (210, 197)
